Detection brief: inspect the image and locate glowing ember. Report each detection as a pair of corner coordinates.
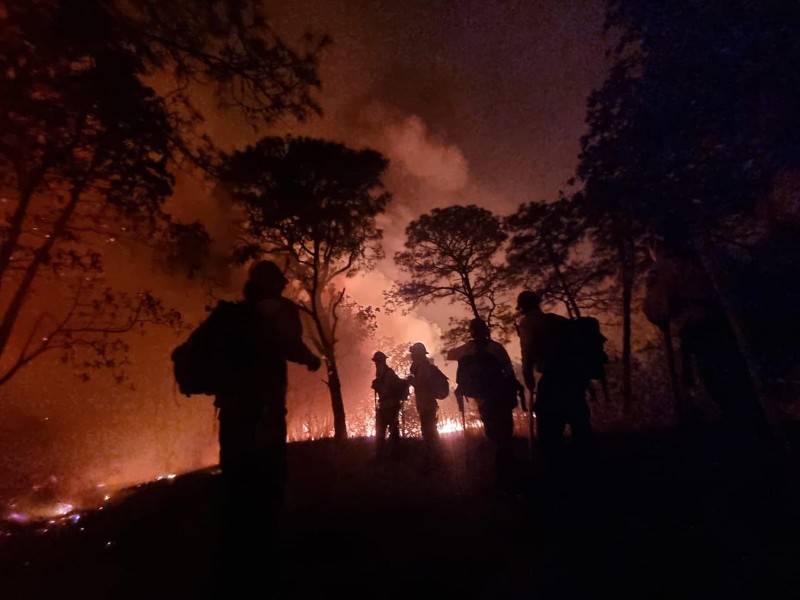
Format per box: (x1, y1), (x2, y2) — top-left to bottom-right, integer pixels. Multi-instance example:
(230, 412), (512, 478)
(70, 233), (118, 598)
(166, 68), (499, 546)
(49, 502), (74, 517)
(5, 512), (30, 524)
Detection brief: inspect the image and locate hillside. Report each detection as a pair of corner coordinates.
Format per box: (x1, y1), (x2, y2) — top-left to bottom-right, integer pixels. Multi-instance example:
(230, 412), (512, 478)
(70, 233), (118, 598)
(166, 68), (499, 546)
(2, 428), (800, 599)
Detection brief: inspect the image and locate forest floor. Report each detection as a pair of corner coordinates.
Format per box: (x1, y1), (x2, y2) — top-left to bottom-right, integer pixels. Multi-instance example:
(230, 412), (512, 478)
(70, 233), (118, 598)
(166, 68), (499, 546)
(2, 423), (800, 599)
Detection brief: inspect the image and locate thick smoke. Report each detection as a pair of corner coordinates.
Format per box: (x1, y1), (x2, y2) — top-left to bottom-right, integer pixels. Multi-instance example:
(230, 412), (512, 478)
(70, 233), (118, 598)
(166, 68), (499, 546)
(1, 0), (611, 510)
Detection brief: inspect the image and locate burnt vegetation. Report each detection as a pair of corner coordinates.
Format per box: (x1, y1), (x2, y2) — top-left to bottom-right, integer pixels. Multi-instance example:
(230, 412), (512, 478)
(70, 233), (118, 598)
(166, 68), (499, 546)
(1, 0), (800, 596)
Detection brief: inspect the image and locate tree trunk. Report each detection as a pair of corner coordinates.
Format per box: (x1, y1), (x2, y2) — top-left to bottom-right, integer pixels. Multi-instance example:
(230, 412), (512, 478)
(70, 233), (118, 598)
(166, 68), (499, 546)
(0, 185), (82, 363)
(325, 350), (348, 441)
(694, 234), (786, 444)
(547, 246), (581, 318)
(0, 183), (36, 294)
(619, 239), (634, 411)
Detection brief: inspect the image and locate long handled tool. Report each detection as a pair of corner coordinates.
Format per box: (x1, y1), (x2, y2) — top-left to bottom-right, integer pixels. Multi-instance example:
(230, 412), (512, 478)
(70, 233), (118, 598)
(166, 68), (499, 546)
(526, 388), (536, 461)
(456, 393), (471, 481)
(457, 393), (467, 434)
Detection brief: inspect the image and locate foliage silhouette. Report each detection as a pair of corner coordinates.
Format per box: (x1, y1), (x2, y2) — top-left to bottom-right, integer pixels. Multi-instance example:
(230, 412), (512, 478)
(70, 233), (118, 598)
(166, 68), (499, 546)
(220, 136), (391, 440)
(390, 204), (518, 346)
(0, 0), (325, 389)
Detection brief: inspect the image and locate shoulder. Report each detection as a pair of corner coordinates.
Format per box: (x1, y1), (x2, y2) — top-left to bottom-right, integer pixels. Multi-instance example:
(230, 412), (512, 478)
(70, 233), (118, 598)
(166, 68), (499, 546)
(547, 313), (570, 327)
(518, 314), (533, 328)
(447, 342), (475, 362)
(420, 360), (441, 376)
(257, 296), (299, 317)
(213, 300), (254, 323)
(487, 340), (508, 354)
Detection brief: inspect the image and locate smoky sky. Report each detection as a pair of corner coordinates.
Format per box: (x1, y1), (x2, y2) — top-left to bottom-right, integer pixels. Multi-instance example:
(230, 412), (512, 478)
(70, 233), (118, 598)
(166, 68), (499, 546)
(268, 0), (610, 207)
(1, 0), (614, 502)
(257, 0), (613, 349)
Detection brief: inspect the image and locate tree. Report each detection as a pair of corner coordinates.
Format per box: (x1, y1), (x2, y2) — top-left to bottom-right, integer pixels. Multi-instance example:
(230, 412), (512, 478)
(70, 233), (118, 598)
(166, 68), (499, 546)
(581, 0), (800, 231)
(390, 204), (518, 345)
(220, 136), (391, 441)
(505, 197), (614, 318)
(0, 1), (325, 389)
(577, 0), (800, 413)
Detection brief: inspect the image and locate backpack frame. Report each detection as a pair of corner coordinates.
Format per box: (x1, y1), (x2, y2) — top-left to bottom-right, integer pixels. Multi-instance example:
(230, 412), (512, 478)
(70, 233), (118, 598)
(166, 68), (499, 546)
(171, 300), (259, 397)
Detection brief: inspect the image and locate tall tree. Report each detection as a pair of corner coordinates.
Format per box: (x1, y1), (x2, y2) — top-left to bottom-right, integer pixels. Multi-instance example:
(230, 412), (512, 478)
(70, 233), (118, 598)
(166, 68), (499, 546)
(505, 197), (613, 318)
(391, 204), (518, 345)
(220, 136), (391, 441)
(581, 0), (800, 230)
(0, 1), (325, 389)
(578, 0), (800, 412)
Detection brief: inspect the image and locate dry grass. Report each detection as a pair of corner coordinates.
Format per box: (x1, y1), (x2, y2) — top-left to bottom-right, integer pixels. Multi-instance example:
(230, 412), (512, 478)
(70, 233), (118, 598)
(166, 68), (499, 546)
(2, 428), (800, 599)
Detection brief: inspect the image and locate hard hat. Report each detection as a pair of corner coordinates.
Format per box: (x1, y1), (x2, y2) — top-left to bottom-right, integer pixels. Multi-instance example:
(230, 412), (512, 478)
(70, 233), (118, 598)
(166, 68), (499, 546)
(409, 342), (428, 355)
(248, 260), (288, 289)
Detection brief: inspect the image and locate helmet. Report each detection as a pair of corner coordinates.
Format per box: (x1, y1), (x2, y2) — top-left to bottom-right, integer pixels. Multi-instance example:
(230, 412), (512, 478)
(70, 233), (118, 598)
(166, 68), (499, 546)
(516, 290), (540, 313)
(248, 260), (288, 290)
(372, 351), (388, 362)
(469, 317), (489, 338)
(409, 342), (428, 355)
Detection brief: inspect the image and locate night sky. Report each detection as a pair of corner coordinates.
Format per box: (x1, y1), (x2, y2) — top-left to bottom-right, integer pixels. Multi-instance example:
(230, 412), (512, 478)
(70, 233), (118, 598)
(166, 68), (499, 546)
(268, 0), (609, 206)
(2, 0), (615, 499)
(256, 0), (612, 339)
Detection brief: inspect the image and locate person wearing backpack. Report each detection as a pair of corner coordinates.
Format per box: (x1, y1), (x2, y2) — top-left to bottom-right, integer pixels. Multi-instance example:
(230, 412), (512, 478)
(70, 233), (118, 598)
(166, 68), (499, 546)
(406, 342), (448, 455)
(517, 290), (594, 471)
(371, 350), (408, 460)
(213, 260), (321, 593)
(447, 317), (524, 492)
(643, 226), (771, 446)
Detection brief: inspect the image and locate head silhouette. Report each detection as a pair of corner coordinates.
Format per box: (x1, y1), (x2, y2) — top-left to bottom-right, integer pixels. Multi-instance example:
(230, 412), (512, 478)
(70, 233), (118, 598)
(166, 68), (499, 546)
(409, 342), (428, 358)
(469, 317), (490, 340)
(516, 290), (541, 314)
(243, 260), (288, 301)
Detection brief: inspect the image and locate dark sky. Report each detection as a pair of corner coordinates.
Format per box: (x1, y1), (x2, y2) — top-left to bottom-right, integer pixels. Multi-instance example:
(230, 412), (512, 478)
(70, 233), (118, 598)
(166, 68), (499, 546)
(249, 0), (614, 345)
(2, 1), (616, 500)
(268, 0), (611, 208)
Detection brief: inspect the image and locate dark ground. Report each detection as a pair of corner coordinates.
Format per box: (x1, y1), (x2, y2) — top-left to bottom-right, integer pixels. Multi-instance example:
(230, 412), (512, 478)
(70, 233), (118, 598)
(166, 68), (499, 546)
(2, 425), (800, 599)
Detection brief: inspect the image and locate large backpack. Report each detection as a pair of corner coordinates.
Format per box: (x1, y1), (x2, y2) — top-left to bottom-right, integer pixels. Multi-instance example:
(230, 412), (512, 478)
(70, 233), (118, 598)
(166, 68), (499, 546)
(429, 364), (450, 400)
(567, 316), (609, 381)
(390, 372), (411, 402)
(171, 300), (260, 397)
(374, 369), (410, 403)
(456, 342), (517, 401)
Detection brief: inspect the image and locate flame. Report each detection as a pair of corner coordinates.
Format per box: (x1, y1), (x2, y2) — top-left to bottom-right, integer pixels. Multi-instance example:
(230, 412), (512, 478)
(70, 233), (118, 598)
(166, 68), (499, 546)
(2, 397), (534, 530)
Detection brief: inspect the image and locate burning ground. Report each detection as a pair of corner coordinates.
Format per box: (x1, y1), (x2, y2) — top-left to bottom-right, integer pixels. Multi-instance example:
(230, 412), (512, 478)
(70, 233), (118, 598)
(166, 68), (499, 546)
(2, 427), (800, 599)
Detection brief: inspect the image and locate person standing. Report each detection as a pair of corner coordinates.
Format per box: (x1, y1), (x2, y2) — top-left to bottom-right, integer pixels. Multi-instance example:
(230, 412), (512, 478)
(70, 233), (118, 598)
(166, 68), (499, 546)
(517, 291), (593, 471)
(407, 342), (444, 452)
(371, 350), (407, 459)
(213, 260), (321, 595)
(447, 318), (524, 492)
(642, 228), (770, 445)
